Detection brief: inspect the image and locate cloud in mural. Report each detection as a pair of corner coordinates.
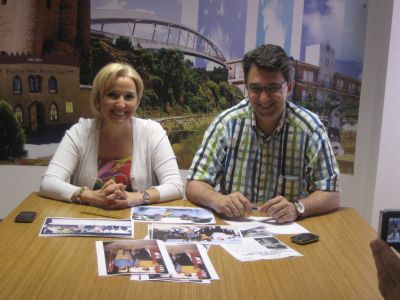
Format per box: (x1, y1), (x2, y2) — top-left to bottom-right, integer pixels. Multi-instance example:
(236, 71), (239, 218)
(217, 1), (224, 16)
(97, 0), (128, 9)
(303, 0), (344, 55)
(303, 0), (366, 63)
(200, 24), (233, 60)
(263, 0), (287, 47)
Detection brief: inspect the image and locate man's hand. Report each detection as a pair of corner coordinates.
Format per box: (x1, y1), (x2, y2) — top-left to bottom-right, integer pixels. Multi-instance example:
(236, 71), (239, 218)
(259, 195), (298, 223)
(212, 192), (253, 218)
(370, 239), (400, 300)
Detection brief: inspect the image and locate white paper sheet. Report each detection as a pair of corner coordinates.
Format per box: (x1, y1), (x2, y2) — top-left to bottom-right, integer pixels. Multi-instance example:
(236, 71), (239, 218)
(225, 217), (310, 235)
(221, 236), (302, 261)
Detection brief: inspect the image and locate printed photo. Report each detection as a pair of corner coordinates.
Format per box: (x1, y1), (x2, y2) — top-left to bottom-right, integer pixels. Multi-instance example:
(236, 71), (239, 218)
(240, 225), (272, 238)
(131, 206), (215, 224)
(150, 224), (242, 245)
(39, 217), (133, 238)
(96, 240), (175, 276)
(254, 237), (288, 250)
(145, 243), (219, 282)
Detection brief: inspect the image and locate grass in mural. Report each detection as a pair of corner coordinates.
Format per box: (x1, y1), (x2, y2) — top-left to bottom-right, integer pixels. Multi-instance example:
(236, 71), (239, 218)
(12, 117), (357, 175)
(161, 116), (215, 169)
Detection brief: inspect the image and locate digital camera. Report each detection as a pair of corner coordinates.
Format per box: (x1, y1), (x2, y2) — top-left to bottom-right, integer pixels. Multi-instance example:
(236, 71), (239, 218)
(378, 209), (400, 252)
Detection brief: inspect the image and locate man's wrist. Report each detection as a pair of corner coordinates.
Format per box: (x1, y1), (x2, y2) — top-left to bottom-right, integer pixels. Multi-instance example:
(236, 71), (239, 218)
(293, 200), (305, 220)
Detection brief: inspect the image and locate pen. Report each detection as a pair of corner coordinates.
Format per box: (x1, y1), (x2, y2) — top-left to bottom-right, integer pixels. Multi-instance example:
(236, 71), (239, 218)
(80, 211), (122, 219)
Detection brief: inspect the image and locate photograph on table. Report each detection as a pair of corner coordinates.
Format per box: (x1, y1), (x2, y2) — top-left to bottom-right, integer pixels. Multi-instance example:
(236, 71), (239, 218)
(239, 224), (273, 239)
(254, 237), (289, 250)
(96, 239), (175, 276)
(137, 243), (219, 283)
(150, 224), (243, 245)
(39, 217), (133, 238)
(131, 206), (216, 224)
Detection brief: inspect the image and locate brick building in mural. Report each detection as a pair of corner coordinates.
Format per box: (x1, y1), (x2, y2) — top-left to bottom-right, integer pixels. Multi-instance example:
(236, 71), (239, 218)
(0, 0), (90, 133)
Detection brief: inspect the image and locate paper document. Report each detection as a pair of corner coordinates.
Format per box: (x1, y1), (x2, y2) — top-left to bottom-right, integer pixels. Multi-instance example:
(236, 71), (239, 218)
(221, 236), (302, 261)
(225, 216), (310, 235)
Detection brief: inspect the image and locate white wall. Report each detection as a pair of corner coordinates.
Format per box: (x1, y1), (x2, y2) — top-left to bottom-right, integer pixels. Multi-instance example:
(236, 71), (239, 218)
(339, 0), (394, 228)
(0, 165), (46, 219)
(0, 0), (398, 227)
(370, 0), (400, 228)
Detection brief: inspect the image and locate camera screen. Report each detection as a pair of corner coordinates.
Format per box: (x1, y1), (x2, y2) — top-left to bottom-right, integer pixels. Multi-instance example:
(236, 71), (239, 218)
(386, 217), (400, 244)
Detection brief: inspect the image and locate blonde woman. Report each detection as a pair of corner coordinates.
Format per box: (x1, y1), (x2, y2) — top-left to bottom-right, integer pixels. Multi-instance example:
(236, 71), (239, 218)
(40, 63), (184, 208)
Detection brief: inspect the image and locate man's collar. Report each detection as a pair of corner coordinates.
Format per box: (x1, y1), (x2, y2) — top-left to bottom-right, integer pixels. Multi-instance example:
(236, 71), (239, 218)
(250, 101), (287, 141)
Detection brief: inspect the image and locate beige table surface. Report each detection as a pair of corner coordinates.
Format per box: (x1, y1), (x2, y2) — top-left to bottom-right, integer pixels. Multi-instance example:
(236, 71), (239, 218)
(0, 193), (382, 299)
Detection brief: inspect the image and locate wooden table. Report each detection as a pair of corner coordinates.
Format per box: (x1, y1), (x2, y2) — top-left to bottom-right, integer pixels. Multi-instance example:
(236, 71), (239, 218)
(0, 193), (382, 299)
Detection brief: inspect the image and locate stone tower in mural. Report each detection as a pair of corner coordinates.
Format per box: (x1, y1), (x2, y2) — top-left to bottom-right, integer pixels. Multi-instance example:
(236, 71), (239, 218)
(0, 0), (91, 134)
(0, 0), (90, 58)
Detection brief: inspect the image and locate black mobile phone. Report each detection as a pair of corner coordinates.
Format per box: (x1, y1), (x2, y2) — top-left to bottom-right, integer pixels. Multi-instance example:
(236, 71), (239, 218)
(291, 233), (319, 245)
(15, 211), (37, 223)
(378, 209), (400, 252)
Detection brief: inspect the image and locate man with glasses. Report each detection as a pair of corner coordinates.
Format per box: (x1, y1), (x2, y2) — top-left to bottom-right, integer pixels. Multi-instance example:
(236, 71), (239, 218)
(186, 44), (340, 223)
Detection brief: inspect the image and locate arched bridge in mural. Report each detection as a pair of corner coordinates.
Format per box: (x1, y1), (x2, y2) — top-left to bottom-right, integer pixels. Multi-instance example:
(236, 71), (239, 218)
(91, 9), (226, 66)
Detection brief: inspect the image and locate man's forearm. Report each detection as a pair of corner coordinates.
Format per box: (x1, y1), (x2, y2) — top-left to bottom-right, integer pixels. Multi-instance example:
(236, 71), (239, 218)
(185, 180), (221, 210)
(301, 191), (340, 217)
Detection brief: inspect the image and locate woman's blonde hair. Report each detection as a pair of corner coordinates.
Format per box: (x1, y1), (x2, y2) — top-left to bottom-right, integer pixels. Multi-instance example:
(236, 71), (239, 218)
(89, 62), (144, 119)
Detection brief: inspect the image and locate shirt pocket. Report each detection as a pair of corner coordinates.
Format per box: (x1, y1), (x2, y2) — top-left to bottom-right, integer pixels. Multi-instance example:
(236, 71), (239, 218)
(277, 174), (306, 201)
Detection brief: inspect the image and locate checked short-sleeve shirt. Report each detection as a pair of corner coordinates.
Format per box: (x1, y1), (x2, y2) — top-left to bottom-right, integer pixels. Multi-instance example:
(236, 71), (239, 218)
(188, 99), (340, 203)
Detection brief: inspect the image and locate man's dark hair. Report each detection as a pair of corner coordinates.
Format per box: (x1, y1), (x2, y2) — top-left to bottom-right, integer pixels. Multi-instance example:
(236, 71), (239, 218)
(242, 44), (294, 84)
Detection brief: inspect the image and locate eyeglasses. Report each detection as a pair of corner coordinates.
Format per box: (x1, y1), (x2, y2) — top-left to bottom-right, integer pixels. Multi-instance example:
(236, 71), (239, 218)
(247, 82), (287, 94)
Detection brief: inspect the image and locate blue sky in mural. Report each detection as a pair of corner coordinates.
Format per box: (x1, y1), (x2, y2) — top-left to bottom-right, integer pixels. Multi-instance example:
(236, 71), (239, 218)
(91, 0), (182, 22)
(256, 0), (294, 54)
(196, 0), (247, 69)
(90, 0), (368, 77)
(301, 0), (368, 79)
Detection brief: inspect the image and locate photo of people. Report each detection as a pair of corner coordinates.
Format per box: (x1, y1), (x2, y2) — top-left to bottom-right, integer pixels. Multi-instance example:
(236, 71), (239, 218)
(143, 244), (219, 282)
(387, 218), (400, 243)
(150, 224), (242, 245)
(131, 206), (215, 224)
(39, 217), (133, 237)
(96, 240), (175, 276)
(254, 237), (288, 250)
(240, 225), (272, 238)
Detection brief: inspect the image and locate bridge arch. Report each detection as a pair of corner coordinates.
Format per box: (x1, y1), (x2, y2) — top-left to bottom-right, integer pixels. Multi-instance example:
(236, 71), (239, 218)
(91, 9), (226, 66)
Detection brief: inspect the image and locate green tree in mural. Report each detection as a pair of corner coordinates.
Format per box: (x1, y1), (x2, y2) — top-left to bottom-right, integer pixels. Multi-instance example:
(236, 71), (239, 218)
(115, 36), (132, 51)
(80, 41), (244, 115)
(0, 100), (27, 161)
(153, 49), (186, 111)
(219, 81), (243, 109)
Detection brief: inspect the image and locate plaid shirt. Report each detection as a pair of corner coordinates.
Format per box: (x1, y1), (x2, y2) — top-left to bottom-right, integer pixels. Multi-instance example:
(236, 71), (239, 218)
(188, 99), (340, 203)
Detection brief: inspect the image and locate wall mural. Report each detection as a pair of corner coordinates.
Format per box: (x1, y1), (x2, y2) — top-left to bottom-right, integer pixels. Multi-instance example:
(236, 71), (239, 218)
(0, 0), (368, 174)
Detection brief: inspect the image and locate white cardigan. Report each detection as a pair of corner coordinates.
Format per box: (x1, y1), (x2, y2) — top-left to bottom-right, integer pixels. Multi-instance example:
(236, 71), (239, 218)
(40, 117), (184, 202)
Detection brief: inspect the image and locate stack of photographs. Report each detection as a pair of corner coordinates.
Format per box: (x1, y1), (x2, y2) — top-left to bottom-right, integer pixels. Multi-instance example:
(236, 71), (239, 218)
(96, 240), (219, 283)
